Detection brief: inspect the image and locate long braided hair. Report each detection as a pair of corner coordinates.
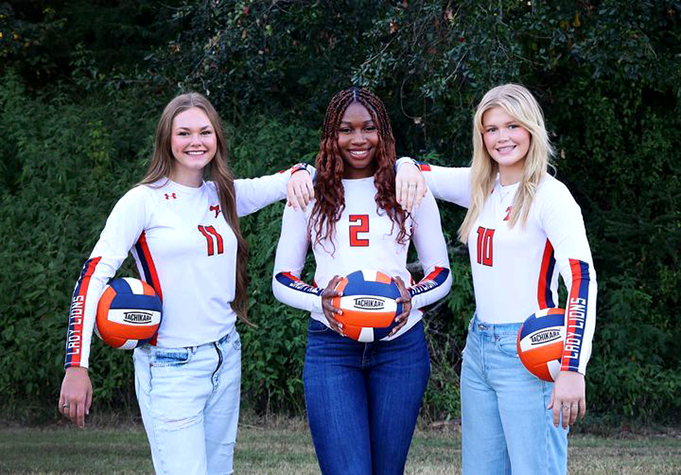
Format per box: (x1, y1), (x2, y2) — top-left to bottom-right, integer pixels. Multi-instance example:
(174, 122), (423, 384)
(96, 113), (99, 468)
(140, 92), (252, 324)
(310, 87), (408, 248)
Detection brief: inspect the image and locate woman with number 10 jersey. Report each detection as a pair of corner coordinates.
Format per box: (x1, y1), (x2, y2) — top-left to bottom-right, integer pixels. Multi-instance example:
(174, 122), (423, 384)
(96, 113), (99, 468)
(58, 92), (314, 475)
(272, 87), (452, 475)
(395, 84), (597, 475)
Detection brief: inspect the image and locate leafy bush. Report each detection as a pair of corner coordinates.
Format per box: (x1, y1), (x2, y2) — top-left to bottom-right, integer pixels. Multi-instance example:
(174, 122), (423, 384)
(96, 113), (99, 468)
(0, 72), (157, 421)
(1, 0), (679, 426)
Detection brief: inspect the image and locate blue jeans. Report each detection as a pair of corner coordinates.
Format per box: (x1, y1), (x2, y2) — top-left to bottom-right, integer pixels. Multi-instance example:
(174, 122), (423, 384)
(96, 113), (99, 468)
(461, 314), (568, 475)
(303, 318), (430, 475)
(133, 328), (242, 475)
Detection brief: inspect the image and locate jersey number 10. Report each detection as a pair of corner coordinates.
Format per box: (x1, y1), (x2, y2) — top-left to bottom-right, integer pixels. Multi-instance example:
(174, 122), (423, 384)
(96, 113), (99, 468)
(476, 226), (494, 267)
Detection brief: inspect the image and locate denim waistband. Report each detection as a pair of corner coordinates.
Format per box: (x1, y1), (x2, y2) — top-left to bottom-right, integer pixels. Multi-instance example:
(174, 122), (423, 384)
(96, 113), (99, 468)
(216, 330), (233, 346)
(146, 326), (237, 352)
(469, 314), (523, 336)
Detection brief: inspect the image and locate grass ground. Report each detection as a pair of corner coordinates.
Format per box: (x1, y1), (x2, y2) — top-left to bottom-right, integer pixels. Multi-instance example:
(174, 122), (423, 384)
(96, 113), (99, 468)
(0, 421), (679, 474)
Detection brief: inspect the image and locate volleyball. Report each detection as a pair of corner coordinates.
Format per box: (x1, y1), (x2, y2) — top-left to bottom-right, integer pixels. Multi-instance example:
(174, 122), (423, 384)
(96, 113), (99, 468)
(517, 307), (566, 382)
(332, 270), (402, 342)
(95, 277), (162, 350)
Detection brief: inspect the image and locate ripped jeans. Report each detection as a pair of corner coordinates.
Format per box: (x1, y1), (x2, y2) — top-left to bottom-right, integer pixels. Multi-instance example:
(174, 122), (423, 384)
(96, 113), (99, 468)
(133, 328), (241, 475)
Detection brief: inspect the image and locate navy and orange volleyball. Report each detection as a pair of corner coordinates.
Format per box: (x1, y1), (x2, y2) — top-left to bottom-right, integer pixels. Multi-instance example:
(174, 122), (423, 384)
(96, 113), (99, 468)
(517, 307), (566, 382)
(95, 277), (162, 350)
(332, 270), (402, 342)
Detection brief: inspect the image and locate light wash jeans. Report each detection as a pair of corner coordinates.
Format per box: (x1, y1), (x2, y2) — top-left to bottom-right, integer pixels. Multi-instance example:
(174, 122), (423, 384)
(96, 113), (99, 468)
(133, 328), (241, 475)
(461, 314), (568, 475)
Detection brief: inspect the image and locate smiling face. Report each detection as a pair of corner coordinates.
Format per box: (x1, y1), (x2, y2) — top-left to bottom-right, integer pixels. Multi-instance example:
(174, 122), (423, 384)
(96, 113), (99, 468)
(170, 107), (217, 186)
(337, 102), (380, 179)
(482, 106), (531, 185)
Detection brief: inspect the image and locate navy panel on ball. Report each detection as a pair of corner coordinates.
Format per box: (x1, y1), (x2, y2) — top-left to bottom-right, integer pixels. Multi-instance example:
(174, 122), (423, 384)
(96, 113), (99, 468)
(109, 294), (163, 311)
(344, 278), (401, 300)
(109, 277), (133, 295)
(518, 311), (564, 339)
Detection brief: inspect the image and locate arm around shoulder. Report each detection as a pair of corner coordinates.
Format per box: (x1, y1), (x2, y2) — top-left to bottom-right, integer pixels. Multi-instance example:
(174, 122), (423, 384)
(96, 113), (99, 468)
(235, 163), (315, 217)
(396, 157), (470, 208)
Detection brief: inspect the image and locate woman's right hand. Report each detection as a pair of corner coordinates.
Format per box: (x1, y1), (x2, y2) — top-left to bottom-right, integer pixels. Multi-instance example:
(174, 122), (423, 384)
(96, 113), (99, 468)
(59, 366), (92, 428)
(396, 159), (427, 213)
(321, 275), (345, 336)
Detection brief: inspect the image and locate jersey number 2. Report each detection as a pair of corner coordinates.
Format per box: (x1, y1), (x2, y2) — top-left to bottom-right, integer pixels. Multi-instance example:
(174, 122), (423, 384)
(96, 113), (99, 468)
(198, 225), (224, 256)
(349, 215), (370, 247)
(476, 226), (494, 267)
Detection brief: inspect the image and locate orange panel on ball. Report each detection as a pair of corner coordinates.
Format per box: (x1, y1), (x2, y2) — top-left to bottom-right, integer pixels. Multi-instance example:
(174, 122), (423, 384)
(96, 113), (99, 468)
(96, 287), (116, 321)
(332, 277), (349, 310)
(518, 341), (563, 382)
(343, 326), (362, 341)
(338, 309), (395, 328)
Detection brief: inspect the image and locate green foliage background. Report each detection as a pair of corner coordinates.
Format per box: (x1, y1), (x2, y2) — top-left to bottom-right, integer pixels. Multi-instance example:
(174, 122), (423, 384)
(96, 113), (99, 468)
(0, 0), (679, 425)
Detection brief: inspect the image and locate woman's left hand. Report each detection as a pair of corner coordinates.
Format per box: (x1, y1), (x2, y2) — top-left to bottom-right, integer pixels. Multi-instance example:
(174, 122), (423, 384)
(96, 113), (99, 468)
(389, 276), (412, 337)
(287, 169), (315, 211)
(548, 371), (586, 429)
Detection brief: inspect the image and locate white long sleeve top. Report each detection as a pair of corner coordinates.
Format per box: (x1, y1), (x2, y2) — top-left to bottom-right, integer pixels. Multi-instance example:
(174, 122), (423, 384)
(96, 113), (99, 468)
(272, 176), (452, 341)
(403, 159), (597, 374)
(65, 166), (308, 368)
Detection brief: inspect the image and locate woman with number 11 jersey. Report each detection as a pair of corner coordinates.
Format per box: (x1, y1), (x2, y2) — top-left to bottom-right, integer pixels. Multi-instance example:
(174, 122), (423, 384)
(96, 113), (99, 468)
(59, 92), (313, 475)
(272, 87), (451, 475)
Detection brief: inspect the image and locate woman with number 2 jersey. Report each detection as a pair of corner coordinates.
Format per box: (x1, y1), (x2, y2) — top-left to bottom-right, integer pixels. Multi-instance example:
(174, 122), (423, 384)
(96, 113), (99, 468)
(396, 84), (597, 474)
(58, 92), (314, 475)
(272, 87), (452, 474)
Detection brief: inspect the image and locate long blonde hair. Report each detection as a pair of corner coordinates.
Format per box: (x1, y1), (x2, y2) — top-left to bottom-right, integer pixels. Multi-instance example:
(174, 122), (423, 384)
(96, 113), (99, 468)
(458, 84), (554, 242)
(140, 92), (252, 323)
(311, 87), (407, 248)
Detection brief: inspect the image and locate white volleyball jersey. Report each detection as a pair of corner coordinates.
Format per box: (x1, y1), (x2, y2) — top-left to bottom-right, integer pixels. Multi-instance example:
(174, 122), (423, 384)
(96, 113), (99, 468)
(272, 176), (452, 340)
(418, 161), (597, 374)
(65, 166), (307, 368)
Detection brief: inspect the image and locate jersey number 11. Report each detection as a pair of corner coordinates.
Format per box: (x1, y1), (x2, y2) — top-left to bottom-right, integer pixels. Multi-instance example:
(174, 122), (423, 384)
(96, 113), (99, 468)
(198, 225), (224, 256)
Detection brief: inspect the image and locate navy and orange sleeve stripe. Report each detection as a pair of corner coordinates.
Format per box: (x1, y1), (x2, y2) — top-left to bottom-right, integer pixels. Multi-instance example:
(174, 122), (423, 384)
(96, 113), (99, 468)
(272, 271), (325, 314)
(561, 259), (593, 373)
(133, 231), (163, 345)
(537, 239), (557, 309)
(134, 231), (163, 302)
(409, 266), (450, 298)
(64, 257), (101, 368)
(274, 272), (323, 297)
